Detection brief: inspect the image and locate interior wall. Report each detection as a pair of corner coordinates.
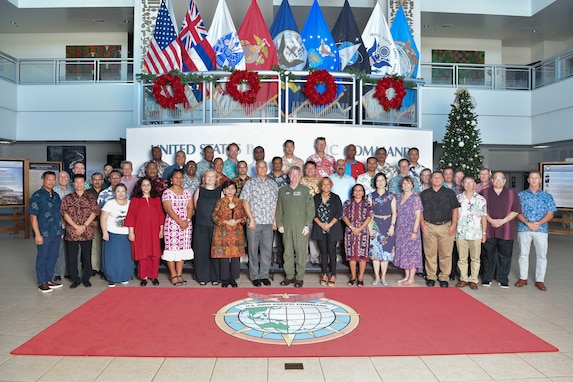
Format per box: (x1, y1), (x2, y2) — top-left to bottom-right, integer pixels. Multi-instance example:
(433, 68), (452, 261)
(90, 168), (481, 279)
(0, 32), (128, 58)
(421, 37), (503, 64)
(0, 141), (123, 178)
(502, 46), (531, 65)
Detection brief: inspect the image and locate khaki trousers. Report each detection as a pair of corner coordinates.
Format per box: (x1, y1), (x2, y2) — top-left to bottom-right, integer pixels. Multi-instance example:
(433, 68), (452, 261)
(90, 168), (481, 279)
(456, 239), (481, 283)
(423, 222), (455, 281)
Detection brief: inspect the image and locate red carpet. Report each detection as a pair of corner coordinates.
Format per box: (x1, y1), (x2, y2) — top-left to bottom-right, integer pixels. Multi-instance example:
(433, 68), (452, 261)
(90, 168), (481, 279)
(12, 287), (557, 358)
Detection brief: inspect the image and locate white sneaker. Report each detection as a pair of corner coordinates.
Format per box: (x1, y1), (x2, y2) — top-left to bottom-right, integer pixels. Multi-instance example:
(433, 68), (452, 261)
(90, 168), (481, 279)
(108, 282), (116, 288)
(120, 281), (129, 285)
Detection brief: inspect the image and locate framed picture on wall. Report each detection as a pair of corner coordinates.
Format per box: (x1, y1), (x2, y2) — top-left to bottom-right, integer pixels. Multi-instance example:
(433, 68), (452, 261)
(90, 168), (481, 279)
(0, 159), (25, 207)
(47, 146), (86, 178)
(28, 162), (62, 200)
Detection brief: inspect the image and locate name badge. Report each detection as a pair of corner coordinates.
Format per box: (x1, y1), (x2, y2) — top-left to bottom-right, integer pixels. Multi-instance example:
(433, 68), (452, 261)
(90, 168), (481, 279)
(293, 191), (302, 196)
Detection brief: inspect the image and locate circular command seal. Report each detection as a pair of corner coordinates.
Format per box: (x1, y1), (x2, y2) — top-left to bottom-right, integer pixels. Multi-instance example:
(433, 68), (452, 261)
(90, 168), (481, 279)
(215, 292), (359, 346)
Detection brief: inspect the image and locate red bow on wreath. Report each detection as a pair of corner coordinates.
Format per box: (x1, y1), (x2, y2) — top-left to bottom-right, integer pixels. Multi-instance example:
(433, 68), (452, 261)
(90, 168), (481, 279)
(152, 74), (187, 110)
(374, 77), (406, 112)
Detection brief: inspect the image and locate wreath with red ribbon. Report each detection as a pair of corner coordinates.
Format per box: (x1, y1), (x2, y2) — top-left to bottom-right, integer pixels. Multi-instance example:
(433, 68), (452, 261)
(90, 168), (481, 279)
(152, 74), (187, 110)
(304, 69), (337, 106)
(374, 76), (407, 112)
(226, 70), (261, 104)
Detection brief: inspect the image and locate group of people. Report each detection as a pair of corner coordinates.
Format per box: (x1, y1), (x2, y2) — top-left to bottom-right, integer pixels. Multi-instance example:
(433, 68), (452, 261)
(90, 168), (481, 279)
(29, 137), (557, 293)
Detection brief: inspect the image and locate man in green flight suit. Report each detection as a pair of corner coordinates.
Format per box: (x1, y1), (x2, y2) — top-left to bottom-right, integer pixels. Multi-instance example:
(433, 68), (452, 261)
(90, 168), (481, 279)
(276, 166), (315, 288)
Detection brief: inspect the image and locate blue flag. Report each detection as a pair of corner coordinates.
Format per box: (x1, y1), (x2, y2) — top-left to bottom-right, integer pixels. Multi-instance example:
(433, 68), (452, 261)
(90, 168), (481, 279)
(390, 5), (419, 78)
(390, 4), (420, 113)
(331, 0), (369, 73)
(301, 0), (340, 71)
(269, 0), (307, 115)
(300, 0), (343, 110)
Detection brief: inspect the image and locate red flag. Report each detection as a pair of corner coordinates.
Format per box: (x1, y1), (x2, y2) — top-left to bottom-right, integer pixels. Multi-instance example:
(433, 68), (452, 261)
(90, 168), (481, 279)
(237, 0), (279, 106)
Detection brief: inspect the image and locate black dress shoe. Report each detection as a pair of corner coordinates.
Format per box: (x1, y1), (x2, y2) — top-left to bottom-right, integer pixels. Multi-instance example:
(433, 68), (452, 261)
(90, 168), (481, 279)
(230, 280), (238, 288)
(222, 282), (229, 288)
(261, 278), (271, 286)
(280, 278), (295, 286)
(439, 281), (449, 288)
(252, 279), (261, 287)
(151, 278), (160, 286)
(426, 279), (435, 287)
(92, 270), (98, 277)
(294, 280), (304, 288)
(140, 279), (148, 286)
(83, 281), (92, 288)
(70, 281), (80, 289)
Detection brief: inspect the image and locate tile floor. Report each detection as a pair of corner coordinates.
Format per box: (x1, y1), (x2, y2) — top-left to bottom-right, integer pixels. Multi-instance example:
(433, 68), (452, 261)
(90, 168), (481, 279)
(0, 233), (572, 382)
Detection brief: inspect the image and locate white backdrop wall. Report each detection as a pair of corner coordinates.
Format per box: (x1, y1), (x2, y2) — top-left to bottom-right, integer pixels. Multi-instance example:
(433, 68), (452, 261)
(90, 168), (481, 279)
(0, 80), (17, 140)
(126, 124), (434, 177)
(15, 83), (134, 141)
(0, 33), (128, 59)
(531, 76), (573, 144)
(502, 47), (532, 65)
(420, 87), (532, 145)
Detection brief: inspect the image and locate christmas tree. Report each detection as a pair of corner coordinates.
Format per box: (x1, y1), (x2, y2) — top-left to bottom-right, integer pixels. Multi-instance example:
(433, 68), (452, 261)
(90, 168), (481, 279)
(438, 88), (483, 178)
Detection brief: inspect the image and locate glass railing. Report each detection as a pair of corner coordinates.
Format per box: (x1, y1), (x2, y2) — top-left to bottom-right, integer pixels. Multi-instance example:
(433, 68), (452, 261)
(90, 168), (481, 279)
(533, 49), (573, 88)
(138, 71), (423, 127)
(0, 51), (17, 83)
(420, 63), (531, 90)
(15, 58), (134, 84)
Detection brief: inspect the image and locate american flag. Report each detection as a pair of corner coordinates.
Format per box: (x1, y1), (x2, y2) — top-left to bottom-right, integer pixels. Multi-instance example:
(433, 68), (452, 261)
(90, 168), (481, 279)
(179, 0), (215, 72)
(144, 0), (181, 74)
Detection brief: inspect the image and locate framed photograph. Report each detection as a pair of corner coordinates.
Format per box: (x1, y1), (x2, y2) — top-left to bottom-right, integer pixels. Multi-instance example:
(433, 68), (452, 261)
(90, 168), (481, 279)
(28, 162), (62, 200)
(47, 146), (86, 178)
(0, 159), (25, 207)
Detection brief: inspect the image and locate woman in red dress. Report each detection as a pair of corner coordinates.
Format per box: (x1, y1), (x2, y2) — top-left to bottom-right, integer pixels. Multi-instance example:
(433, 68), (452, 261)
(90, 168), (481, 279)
(124, 177), (164, 286)
(211, 180), (247, 287)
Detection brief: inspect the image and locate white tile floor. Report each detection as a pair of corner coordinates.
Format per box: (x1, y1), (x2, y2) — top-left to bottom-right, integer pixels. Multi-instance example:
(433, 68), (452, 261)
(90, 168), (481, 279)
(1, 233), (572, 382)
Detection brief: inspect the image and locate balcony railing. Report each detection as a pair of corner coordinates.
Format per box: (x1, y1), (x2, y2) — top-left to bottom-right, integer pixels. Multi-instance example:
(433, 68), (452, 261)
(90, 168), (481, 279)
(137, 71), (423, 127)
(0, 54), (134, 84)
(420, 48), (573, 90)
(420, 63), (532, 90)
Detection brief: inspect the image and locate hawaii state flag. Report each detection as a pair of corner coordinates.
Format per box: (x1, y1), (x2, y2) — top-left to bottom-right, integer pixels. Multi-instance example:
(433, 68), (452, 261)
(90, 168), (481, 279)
(269, 0), (307, 115)
(144, 0), (181, 74)
(361, 0), (400, 76)
(237, 0), (279, 106)
(390, 4), (420, 114)
(179, 0), (215, 72)
(207, 0), (245, 70)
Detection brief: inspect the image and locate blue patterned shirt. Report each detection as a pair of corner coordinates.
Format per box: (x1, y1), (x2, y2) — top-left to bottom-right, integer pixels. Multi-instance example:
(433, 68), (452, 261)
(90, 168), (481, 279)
(517, 189), (557, 233)
(28, 187), (63, 237)
(223, 159), (239, 179)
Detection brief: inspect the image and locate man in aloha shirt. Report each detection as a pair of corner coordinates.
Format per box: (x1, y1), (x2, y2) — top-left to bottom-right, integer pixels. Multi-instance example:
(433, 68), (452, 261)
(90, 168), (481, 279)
(307, 137), (335, 178)
(375, 147), (397, 180)
(455, 175), (487, 290)
(515, 171), (557, 292)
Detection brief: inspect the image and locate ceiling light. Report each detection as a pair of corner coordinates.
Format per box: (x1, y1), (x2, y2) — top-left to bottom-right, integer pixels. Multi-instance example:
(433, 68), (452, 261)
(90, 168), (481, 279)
(533, 145), (550, 149)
